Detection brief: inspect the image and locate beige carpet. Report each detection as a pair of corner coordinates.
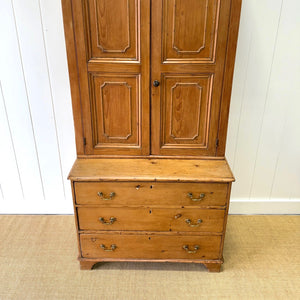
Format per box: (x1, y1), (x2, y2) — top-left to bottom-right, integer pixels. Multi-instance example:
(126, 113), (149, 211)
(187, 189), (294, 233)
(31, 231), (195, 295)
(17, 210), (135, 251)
(0, 215), (299, 300)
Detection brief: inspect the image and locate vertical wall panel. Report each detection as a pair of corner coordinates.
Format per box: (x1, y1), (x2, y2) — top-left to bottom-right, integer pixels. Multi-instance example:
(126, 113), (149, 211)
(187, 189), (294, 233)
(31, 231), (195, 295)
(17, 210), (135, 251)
(269, 0), (300, 201)
(0, 185), (4, 201)
(39, 0), (76, 210)
(226, 0), (253, 166)
(12, 0), (65, 203)
(269, 0), (300, 200)
(228, 0), (283, 199)
(0, 1), (45, 203)
(0, 83), (23, 205)
(250, 0), (300, 201)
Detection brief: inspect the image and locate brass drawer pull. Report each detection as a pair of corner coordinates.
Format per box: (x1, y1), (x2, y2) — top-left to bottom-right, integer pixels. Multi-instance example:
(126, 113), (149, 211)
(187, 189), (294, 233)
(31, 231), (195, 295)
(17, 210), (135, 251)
(99, 217), (117, 225)
(187, 192), (205, 202)
(185, 218), (203, 227)
(100, 244), (117, 252)
(183, 245), (199, 254)
(97, 192), (115, 200)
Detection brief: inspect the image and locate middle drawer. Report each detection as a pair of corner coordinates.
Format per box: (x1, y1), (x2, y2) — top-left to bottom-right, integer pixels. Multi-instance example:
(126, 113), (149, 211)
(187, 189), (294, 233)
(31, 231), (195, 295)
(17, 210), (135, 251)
(77, 207), (225, 233)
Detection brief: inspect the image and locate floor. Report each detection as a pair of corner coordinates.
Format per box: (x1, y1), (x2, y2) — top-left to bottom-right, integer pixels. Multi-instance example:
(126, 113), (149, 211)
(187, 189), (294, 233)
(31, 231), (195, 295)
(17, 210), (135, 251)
(0, 215), (299, 300)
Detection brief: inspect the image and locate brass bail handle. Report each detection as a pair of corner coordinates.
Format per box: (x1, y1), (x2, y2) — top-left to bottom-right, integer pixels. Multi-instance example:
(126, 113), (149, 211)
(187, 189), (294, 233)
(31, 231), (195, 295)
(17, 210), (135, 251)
(100, 244), (117, 252)
(185, 218), (203, 227)
(97, 192), (116, 200)
(99, 217), (117, 225)
(187, 192), (206, 202)
(183, 245), (200, 254)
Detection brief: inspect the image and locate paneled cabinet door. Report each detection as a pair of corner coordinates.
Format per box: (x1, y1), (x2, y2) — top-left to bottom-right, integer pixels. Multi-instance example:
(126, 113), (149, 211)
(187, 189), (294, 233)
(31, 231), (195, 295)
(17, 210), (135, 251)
(151, 0), (232, 156)
(72, 0), (150, 156)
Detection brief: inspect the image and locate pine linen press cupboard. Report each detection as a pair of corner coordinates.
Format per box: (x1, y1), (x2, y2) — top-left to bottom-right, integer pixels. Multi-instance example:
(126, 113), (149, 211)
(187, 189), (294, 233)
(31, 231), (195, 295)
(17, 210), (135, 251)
(62, 0), (241, 272)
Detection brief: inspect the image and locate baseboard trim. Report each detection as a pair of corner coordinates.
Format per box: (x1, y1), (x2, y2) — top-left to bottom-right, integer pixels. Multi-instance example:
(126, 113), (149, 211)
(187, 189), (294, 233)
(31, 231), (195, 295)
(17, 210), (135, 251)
(229, 199), (300, 215)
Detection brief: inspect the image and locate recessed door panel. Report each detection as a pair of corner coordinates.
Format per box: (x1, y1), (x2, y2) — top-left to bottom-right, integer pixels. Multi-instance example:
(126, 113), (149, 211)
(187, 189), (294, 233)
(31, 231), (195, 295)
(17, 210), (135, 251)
(162, 75), (213, 149)
(163, 0), (220, 63)
(87, 0), (139, 60)
(91, 74), (140, 148)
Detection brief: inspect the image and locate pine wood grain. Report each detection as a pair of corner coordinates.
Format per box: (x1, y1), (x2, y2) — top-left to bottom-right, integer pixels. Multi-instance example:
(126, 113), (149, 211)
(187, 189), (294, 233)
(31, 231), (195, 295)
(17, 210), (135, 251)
(77, 207), (225, 232)
(74, 181), (228, 207)
(69, 158), (235, 182)
(80, 233), (222, 260)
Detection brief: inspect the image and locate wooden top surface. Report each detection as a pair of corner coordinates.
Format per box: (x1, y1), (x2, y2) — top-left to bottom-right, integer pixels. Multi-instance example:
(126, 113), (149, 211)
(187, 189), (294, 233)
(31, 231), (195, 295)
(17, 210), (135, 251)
(69, 158), (234, 183)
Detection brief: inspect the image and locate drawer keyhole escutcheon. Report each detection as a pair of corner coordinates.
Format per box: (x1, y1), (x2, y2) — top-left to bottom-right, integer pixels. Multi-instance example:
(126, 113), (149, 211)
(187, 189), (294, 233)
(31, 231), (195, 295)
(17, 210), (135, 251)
(185, 219), (203, 227)
(97, 192), (115, 200)
(183, 245), (199, 254)
(100, 244), (117, 252)
(99, 217), (117, 225)
(187, 192), (205, 202)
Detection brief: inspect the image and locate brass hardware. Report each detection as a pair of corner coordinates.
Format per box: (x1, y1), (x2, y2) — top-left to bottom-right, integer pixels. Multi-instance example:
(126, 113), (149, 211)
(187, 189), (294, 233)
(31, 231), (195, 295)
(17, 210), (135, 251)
(187, 192), (205, 202)
(174, 214), (182, 219)
(100, 244), (117, 252)
(97, 192), (115, 200)
(183, 245), (199, 254)
(185, 218), (202, 227)
(99, 217), (117, 225)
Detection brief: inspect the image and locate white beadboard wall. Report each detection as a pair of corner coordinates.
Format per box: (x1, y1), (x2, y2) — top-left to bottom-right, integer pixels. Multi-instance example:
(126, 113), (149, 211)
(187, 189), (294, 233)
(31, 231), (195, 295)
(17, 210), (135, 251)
(0, 0), (299, 214)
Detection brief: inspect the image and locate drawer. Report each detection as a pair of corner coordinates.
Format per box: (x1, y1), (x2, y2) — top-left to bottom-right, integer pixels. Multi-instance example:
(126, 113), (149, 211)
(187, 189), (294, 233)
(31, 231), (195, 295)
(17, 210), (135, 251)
(77, 207), (225, 233)
(74, 182), (228, 207)
(80, 233), (221, 260)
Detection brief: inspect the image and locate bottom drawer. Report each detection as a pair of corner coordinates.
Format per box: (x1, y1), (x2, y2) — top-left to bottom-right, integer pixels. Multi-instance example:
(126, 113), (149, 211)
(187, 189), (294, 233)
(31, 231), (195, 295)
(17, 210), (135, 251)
(80, 233), (221, 260)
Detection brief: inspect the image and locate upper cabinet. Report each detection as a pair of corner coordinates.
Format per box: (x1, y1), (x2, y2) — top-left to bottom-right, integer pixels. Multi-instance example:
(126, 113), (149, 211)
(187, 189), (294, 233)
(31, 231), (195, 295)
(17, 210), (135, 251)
(65, 0), (237, 157)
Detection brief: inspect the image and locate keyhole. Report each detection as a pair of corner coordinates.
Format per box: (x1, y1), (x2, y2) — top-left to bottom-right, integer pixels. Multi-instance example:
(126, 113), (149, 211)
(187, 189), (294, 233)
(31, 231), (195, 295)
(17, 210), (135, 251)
(149, 210), (152, 214)
(150, 185), (153, 189)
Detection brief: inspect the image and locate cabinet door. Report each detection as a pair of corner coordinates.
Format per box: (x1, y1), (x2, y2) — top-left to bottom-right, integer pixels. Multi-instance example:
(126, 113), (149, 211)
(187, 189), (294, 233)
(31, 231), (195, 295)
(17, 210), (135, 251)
(71, 0), (150, 155)
(151, 0), (231, 156)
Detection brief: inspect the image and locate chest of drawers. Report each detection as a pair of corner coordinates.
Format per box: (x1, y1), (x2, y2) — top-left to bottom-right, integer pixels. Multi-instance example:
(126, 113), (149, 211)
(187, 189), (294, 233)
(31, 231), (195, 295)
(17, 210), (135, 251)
(63, 0), (241, 272)
(69, 158), (234, 272)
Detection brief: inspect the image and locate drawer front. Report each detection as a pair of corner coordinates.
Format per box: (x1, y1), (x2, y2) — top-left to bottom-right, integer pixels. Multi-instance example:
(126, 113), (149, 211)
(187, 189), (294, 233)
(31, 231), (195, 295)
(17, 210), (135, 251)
(77, 207), (225, 233)
(74, 182), (228, 207)
(80, 233), (221, 260)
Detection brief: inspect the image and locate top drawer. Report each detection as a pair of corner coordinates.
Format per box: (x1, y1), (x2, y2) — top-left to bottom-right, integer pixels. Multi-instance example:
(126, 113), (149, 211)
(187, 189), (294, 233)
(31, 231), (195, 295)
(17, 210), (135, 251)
(74, 182), (228, 207)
